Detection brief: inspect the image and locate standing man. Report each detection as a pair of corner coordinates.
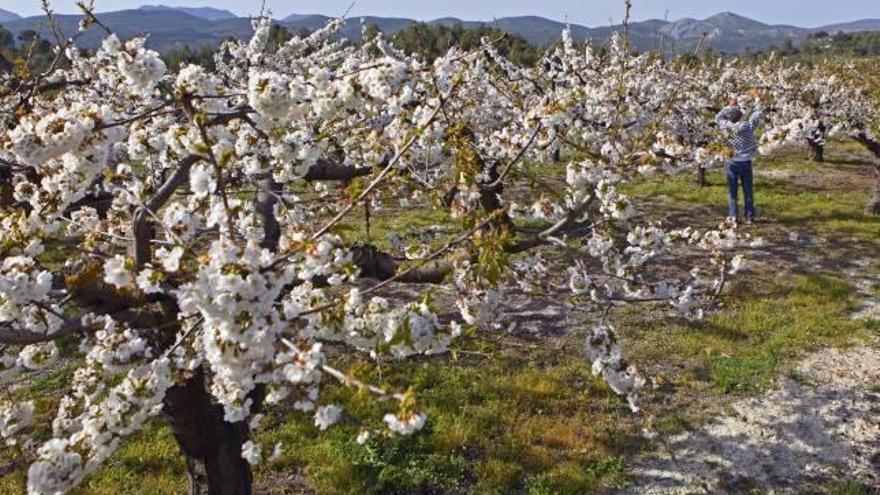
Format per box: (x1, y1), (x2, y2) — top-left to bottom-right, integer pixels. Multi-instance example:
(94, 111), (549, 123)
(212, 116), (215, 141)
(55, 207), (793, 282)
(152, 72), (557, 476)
(717, 90), (763, 225)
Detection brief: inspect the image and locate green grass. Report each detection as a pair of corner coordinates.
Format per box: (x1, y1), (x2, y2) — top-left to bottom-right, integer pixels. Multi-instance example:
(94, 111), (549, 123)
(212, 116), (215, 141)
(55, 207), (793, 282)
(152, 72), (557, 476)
(252, 267), (873, 493)
(3, 273), (866, 494)
(71, 424), (185, 495)
(825, 481), (880, 495)
(336, 202), (456, 252)
(0, 422), (185, 495)
(707, 275), (863, 393)
(625, 172), (879, 243)
(252, 348), (634, 495)
(623, 148), (880, 245)
(628, 274), (871, 396)
(0, 338), (635, 495)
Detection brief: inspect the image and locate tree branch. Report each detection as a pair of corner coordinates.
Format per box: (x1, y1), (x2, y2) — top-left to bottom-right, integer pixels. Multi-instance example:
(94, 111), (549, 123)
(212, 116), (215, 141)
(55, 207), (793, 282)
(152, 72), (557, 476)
(134, 155), (203, 269)
(303, 160), (373, 182)
(508, 197), (595, 254)
(256, 176), (282, 251)
(0, 319), (85, 345)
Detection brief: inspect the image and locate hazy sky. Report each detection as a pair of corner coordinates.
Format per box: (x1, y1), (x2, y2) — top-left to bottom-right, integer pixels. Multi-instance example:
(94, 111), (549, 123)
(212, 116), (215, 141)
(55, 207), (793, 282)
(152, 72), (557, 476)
(3, 0), (878, 28)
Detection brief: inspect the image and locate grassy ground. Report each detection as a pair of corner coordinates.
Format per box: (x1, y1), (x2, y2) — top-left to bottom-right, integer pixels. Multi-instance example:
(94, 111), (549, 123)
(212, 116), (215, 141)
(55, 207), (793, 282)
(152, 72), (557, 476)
(1, 141), (877, 494)
(624, 141), (880, 245)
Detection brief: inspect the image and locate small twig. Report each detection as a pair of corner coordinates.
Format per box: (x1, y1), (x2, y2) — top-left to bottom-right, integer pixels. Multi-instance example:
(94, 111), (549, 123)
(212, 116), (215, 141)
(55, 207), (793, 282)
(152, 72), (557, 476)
(482, 124), (543, 190)
(163, 318), (204, 357)
(280, 337), (405, 402)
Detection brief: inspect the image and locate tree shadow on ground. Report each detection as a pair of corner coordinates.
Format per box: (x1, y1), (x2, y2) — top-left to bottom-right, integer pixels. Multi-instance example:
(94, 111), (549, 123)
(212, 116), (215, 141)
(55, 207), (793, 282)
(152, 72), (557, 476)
(623, 367), (880, 494)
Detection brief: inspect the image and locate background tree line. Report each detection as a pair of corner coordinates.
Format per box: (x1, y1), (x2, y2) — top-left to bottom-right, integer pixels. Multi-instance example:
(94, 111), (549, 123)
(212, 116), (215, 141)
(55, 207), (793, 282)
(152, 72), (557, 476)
(0, 25), (55, 75)
(385, 23), (541, 66)
(759, 30), (880, 59)
(160, 22), (542, 71)
(3, 22), (879, 78)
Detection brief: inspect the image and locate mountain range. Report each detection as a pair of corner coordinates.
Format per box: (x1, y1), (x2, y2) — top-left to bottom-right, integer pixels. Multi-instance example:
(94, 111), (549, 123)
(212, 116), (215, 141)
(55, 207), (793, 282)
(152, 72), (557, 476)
(0, 8), (22, 22)
(137, 5), (237, 22)
(1, 5), (879, 54)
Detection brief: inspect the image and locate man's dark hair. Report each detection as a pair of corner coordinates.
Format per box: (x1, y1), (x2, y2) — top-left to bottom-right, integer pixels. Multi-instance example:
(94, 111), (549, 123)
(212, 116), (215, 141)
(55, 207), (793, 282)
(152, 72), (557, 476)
(727, 107), (744, 123)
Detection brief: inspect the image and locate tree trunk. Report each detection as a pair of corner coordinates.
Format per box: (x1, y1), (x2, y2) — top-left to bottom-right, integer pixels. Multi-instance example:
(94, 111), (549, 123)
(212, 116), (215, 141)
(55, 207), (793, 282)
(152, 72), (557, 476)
(476, 160), (515, 232)
(805, 120), (827, 163)
(805, 139), (824, 163)
(694, 166), (707, 187)
(0, 164), (13, 208)
(867, 161), (880, 216)
(256, 177), (282, 250)
(852, 132), (880, 215)
(163, 369), (255, 495)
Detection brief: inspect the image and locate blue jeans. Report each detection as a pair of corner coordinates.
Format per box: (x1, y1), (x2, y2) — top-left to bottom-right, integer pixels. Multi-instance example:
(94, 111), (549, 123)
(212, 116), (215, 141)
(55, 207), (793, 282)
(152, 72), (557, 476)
(726, 160), (755, 221)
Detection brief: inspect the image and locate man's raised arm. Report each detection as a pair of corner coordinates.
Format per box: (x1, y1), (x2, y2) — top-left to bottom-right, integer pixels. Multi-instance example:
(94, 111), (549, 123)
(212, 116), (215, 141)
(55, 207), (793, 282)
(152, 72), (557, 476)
(748, 102), (764, 130)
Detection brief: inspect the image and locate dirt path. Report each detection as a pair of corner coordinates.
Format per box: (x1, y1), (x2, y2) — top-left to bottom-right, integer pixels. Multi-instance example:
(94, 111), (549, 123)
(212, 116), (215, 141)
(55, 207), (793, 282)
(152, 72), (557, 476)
(623, 336), (880, 494)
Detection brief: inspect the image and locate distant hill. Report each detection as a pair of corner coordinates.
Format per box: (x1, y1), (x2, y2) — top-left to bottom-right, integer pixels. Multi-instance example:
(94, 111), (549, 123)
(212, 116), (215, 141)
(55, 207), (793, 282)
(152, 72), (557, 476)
(815, 19), (880, 34)
(423, 12), (808, 53)
(0, 8), (21, 23)
(428, 11), (880, 54)
(496, 16), (579, 46)
(644, 12), (808, 53)
(138, 5), (237, 22)
(2, 7), (880, 55)
(2, 10), (253, 51)
(281, 14), (313, 23)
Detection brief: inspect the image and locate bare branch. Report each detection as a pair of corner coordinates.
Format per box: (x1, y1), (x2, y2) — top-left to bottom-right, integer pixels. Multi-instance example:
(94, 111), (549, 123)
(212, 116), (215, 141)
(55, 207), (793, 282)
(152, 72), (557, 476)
(134, 155), (203, 269)
(303, 160), (373, 182)
(508, 197), (595, 254)
(0, 319), (85, 345)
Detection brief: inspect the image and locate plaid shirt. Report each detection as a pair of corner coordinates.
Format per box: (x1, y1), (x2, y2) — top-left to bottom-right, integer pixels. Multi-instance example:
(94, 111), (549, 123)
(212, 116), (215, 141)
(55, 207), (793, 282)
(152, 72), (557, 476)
(717, 103), (763, 162)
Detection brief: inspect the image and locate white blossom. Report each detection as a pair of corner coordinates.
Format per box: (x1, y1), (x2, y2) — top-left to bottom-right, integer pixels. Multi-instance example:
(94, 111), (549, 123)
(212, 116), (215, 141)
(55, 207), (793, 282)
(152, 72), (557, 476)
(314, 405), (342, 431)
(103, 255), (132, 289)
(383, 412), (427, 435)
(240, 441), (262, 466)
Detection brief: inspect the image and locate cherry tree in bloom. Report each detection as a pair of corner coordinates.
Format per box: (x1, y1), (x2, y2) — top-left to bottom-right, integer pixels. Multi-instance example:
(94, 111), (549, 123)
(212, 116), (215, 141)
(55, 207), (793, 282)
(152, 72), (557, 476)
(0, 6), (769, 494)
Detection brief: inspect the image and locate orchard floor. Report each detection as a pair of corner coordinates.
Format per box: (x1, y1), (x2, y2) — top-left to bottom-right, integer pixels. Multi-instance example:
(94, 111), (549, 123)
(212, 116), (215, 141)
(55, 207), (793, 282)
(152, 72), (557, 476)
(624, 339), (880, 494)
(621, 141), (880, 494)
(1, 141), (878, 495)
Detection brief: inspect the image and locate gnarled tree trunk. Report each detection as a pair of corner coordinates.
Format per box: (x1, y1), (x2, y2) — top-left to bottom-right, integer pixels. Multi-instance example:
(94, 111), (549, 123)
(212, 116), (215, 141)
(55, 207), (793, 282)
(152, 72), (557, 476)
(476, 159), (515, 231)
(805, 138), (824, 163)
(163, 369), (256, 495)
(805, 120), (827, 163)
(694, 166), (707, 187)
(132, 154), (264, 495)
